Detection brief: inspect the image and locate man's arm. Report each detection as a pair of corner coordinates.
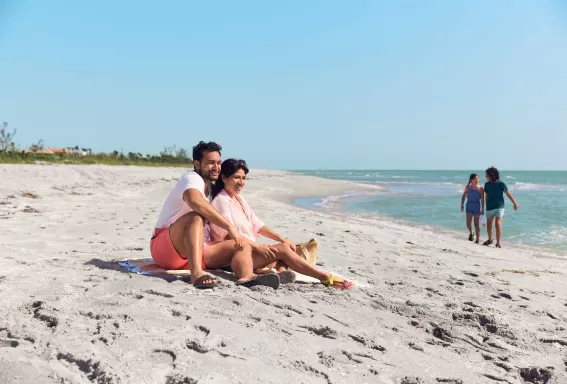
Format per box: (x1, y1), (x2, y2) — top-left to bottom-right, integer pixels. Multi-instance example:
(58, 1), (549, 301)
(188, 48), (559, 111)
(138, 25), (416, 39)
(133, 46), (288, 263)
(183, 189), (244, 246)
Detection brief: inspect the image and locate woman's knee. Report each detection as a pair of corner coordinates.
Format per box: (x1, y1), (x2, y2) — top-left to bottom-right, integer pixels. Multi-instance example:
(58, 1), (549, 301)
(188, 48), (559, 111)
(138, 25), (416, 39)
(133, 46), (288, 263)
(278, 246), (297, 261)
(242, 243), (253, 253)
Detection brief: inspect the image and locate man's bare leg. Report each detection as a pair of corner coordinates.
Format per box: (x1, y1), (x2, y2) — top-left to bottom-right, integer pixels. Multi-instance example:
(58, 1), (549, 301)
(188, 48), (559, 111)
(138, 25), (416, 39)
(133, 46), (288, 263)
(169, 212), (214, 285)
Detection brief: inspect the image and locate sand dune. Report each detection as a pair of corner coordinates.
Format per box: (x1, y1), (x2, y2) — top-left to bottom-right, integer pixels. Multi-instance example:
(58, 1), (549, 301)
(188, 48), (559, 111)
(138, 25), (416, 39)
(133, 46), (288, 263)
(1, 164), (566, 384)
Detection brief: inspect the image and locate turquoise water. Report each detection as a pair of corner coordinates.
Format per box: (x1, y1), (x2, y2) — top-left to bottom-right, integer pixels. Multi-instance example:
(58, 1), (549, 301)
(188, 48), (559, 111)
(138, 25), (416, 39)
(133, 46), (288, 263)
(293, 170), (567, 251)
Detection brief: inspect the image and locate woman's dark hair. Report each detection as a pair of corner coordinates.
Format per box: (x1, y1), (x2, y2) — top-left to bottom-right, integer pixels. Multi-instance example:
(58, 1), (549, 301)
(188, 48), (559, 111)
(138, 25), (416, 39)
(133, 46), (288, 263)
(212, 159), (249, 199)
(468, 173), (478, 185)
(486, 166), (499, 182)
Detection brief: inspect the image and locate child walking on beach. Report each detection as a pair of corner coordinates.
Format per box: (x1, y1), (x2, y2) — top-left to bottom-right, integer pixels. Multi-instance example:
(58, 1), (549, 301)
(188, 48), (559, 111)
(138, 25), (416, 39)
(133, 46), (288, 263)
(483, 167), (519, 248)
(461, 173), (484, 243)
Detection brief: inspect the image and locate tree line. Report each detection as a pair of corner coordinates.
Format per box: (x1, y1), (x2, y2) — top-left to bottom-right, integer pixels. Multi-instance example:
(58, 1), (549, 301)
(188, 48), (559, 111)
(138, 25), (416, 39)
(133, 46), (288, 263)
(0, 122), (192, 166)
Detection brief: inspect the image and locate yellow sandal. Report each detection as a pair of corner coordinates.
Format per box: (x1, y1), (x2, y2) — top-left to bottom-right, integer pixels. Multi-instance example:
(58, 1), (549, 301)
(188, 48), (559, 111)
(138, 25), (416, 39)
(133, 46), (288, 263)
(321, 274), (354, 290)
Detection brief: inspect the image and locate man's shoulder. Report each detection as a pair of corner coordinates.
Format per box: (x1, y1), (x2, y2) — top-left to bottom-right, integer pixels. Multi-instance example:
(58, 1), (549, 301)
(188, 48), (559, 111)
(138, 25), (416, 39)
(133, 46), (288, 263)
(178, 170), (204, 183)
(171, 171), (204, 195)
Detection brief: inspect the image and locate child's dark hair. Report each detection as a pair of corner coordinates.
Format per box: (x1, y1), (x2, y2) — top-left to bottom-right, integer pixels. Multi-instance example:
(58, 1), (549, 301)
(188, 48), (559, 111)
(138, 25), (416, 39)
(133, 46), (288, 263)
(486, 167), (499, 182)
(468, 173), (478, 185)
(192, 141), (222, 163)
(212, 159), (249, 199)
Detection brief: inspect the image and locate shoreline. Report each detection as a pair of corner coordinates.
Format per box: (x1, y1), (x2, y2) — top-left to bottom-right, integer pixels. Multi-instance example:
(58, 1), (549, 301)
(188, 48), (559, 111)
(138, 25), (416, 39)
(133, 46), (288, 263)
(287, 173), (567, 259)
(293, 193), (567, 260)
(1, 164), (566, 383)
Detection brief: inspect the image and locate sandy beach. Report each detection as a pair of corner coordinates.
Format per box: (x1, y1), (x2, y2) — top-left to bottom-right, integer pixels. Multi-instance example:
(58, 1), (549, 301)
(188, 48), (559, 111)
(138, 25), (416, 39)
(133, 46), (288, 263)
(1, 164), (566, 384)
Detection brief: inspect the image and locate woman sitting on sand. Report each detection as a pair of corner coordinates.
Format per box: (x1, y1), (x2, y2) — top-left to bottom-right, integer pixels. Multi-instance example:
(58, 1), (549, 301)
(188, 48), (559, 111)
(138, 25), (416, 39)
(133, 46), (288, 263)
(209, 159), (353, 289)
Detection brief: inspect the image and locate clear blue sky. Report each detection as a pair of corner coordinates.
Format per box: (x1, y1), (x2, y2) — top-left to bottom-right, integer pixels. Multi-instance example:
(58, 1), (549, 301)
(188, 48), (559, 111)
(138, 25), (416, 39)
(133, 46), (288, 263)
(1, 0), (566, 170)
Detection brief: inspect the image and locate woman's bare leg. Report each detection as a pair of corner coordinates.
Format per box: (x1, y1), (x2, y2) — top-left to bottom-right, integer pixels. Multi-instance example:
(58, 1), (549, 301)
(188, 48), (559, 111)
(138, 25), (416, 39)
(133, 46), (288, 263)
(473, 215), (480, 242)
(275, 261), (288, 272)
(252, 244), (329, 281)
(204, 242), (256, 282)
(466, 213), (473, 235)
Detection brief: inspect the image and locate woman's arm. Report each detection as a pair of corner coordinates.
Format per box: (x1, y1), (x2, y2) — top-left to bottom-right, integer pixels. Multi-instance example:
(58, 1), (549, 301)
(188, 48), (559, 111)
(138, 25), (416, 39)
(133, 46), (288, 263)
(258, 226), (285, 242)
(506, 191), (519, 211)
(258, 226), (296, 251)
(461, 185), (469, 212)
(480, 187), (485, 215)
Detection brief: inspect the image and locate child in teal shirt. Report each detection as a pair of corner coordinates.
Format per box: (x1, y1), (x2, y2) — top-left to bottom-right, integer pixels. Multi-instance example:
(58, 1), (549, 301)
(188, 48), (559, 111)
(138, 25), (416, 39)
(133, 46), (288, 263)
(483, 167), (519, 248)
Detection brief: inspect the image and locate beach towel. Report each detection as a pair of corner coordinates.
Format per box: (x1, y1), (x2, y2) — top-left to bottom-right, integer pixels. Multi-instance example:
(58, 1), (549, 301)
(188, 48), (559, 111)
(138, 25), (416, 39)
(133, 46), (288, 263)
(118, 238), (318, 277)
(118, 258), (191, 276)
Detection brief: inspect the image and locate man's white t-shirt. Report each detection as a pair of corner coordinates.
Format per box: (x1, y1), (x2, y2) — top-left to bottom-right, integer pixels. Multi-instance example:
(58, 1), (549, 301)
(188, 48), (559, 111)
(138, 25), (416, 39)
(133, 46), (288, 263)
(155, 171), (212, 229)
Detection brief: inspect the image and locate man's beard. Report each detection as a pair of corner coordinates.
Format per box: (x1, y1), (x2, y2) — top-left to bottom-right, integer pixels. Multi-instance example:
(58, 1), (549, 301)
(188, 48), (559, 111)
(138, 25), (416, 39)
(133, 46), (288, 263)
(198, 169), (218, 182)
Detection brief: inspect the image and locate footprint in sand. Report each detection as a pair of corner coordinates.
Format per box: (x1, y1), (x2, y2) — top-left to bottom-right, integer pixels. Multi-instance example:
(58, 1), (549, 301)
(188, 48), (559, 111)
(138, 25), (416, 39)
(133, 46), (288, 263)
(300, 325), (338, 339)
(165, 374), (197, 384)
(0, 339), (19, 348)
(151, 349), (176, 369)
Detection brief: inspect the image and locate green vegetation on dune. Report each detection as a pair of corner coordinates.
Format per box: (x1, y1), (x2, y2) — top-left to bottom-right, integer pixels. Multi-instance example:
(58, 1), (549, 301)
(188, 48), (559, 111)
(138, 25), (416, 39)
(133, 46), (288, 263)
(0, 121), (192, 167)
(0, 151), (191, 167)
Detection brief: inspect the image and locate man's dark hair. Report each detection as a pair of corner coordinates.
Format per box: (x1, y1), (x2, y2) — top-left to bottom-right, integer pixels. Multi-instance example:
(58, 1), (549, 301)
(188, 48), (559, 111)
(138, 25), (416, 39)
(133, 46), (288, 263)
(486, 166), (499, 182)
(192, 141), (222, 163)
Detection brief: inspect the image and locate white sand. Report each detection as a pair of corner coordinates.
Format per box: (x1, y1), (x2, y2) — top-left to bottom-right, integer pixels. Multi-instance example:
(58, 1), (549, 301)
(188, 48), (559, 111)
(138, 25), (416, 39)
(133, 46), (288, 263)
(1, 164), (566, 384)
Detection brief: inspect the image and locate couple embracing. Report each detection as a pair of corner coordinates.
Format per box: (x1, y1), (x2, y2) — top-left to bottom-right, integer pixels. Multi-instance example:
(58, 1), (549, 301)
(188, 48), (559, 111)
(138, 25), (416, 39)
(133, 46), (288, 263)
(150, 141), (353, 290)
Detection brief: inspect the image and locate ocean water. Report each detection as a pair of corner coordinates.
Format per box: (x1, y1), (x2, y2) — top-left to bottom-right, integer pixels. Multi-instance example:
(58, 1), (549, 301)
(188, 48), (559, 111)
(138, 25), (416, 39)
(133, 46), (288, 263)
(292, 170), (567, 252)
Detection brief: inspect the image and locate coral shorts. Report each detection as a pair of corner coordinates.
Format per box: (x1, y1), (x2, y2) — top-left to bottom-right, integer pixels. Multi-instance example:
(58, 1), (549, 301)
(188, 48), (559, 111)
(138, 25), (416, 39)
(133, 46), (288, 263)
(150, 227), (208, 270)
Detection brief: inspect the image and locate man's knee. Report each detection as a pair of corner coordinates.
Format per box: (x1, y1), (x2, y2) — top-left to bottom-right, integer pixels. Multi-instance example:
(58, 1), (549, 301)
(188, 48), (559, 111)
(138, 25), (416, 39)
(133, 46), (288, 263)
(182, 212), (205, 229)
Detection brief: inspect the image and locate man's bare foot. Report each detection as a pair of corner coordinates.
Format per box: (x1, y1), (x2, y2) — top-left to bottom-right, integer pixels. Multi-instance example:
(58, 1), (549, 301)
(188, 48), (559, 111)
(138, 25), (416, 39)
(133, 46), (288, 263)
(191, 271), (217, 289)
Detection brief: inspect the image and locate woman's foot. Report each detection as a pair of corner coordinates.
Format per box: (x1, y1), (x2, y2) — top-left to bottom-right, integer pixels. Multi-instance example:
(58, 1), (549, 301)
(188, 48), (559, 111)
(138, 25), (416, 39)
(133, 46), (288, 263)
(495, 244), (502, 248)
(483, 239), (493, 246)
(275, 261), (288, 273)
(254, 267), (272, 274)
(468, 233), (474, 241)
(475, 238), (480, 244)
(320, 274), (354, 290)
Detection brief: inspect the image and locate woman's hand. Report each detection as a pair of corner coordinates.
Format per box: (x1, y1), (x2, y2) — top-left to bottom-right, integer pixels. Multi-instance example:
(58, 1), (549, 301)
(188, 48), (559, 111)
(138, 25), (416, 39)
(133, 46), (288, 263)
(461, 204), (464, 212)
(281, 238), (296, 252)
(513, 202), (519, 211)
(254, 244), (278, 262)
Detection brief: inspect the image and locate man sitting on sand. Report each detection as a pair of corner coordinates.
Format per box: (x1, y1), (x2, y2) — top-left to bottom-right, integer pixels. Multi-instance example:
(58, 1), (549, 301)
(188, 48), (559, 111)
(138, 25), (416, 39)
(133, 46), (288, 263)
(150, 141), (280, 290)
